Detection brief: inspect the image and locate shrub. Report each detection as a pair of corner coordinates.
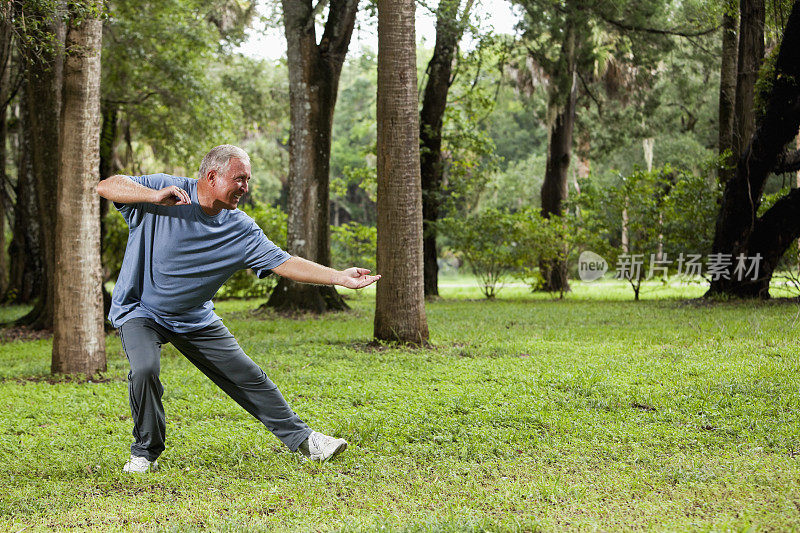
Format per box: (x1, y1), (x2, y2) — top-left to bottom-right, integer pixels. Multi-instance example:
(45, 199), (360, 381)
(439, 209), (524, 299)
(572, 163), (722, 300)
(515, 210), (598, 298)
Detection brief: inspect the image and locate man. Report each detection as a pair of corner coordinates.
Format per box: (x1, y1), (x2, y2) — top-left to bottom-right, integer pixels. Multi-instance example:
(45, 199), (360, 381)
(97, 144), (380, 473)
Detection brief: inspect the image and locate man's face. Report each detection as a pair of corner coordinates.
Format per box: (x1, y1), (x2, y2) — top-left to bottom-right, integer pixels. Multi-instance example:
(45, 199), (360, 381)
(210, 157), (251, 210)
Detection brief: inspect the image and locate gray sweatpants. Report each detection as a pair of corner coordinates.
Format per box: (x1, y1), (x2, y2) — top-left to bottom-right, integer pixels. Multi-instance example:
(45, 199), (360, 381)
(118, 317), (312, 461)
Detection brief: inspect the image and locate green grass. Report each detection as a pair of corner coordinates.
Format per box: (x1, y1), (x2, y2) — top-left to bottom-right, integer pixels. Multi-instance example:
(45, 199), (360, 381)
(1, 280), (799, 531)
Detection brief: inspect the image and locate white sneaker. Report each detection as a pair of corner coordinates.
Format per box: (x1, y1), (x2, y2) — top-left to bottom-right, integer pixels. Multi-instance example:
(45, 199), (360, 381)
(122, 455), (159, 473)
(300, 431), (348, 461)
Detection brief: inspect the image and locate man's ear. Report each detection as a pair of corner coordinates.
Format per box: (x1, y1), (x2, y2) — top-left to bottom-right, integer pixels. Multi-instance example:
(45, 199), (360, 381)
(206, 169), (216, 185)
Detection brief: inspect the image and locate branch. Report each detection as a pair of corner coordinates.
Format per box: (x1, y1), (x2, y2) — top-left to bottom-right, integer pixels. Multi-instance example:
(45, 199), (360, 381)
(576, 69), (602, 113)
(312, 0), (329, 20)
(599, 15), (720, 37)
(319, 0), (358, 59)
(684, 34), (717, 57)
(101, 92), (157, 106)
(1, 69), (24, 110)
(774, 149), (800, 174)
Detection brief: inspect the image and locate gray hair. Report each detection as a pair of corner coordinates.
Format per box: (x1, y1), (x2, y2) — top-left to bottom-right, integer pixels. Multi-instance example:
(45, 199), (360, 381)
(198, 144), (250, 180)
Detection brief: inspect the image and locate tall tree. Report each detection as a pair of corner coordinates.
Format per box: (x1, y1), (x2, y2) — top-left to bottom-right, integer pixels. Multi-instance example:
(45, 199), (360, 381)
(52, 2), (105, 374)
(718, 0), (739, 183)
(513, 0), (702, 292)
(707, 0), (800, 298)
(374, 0), (429, 344)
(731, 0), (765, 158)
(538, 7), (579, 292)
(20, 3), (64, 329)
(420, 0), (474, 298)
(7, 89), (43, 306)
(264, 0), (359, 313)
(0, 4), (13, 299)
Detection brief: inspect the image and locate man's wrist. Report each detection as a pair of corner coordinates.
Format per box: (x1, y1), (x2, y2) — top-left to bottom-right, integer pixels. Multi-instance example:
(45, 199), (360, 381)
(330, 270), (343, 286)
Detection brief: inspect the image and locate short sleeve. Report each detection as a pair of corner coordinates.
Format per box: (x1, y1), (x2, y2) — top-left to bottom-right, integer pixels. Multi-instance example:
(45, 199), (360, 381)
(244, 221), (291, 278)
(113, 174), (187, 227)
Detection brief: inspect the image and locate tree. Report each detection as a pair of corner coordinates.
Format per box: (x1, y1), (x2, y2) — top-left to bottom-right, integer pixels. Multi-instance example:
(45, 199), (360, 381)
(52, 2), (106, 374)
(731, 0), (765, 160)
(0, 0), (62, 319)
(440, 209), (522, 299)
(6, 88), (43, 306)
(19, 2), (64, 329)
(419, 0), (474, 298)
(265, 0), (359, 313)
(513, 0), (702, 293)
(718, 0), (739, 183)
(100, 0), (253, 321)
(707, 0), (800, 298)
(374, 0), (429, 344)
(101, 0), (249, 169)
(0, 2), (15, 299)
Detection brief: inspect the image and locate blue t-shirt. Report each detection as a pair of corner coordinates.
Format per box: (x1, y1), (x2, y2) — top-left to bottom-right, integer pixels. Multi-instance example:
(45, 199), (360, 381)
(109, 173), (291, 332)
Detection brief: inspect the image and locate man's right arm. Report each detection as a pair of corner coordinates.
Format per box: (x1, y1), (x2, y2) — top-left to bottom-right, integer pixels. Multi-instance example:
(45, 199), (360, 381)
(96, 175), (191, 206)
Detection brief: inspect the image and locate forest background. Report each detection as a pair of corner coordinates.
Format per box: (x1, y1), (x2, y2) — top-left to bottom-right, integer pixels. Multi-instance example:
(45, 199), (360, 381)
(3, 0), (784, 303)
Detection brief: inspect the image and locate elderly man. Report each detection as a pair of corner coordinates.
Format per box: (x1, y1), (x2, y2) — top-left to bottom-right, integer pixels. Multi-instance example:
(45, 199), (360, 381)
(97, 144), (379, 473)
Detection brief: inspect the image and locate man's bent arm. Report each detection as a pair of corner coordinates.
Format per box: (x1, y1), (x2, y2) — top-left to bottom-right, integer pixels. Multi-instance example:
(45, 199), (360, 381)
(271, 256), (380, 289)
(96, 175), (190, 206)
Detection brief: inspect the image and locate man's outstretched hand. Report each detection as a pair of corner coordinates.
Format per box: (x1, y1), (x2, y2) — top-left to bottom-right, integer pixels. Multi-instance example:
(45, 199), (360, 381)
(336, 267), (381, 289)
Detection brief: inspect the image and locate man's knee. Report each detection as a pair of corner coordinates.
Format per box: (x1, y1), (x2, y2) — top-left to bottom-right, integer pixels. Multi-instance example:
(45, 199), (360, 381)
(129, 361), (161, 384)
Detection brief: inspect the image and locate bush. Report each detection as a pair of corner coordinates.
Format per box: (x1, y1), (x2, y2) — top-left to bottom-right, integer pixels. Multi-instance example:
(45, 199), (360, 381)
(572, 163), (722, 300)
(439, 209), (524, 299)
(515, 210), (598, 298)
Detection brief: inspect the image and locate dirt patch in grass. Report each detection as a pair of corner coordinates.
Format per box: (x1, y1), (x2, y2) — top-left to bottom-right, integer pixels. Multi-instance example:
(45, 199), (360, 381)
(3, 373), (119, 385)
(0, 325), (52, 343)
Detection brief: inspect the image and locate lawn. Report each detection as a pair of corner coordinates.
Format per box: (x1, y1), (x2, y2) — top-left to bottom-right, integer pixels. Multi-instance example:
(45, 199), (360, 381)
(1, 280), (799, 531)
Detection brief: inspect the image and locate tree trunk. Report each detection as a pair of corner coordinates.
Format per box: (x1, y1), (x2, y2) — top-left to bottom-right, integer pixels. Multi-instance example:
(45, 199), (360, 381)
(706, 0), (800, 298)
(420, 0), (473, 298)
(0, 91), (6, 299)
(718, 3), (739, 183)
(7, 88), (43, 306)
(52, 7), (106, 375)
(20, 7), (65, 330)
(99, 102), (118, 322)
(374, 0), (429, 344)
(266, 0), (359, 313)
(539, 18), (577, 293)
(731, 0), (764, 158)
(0, 30), (10, 299)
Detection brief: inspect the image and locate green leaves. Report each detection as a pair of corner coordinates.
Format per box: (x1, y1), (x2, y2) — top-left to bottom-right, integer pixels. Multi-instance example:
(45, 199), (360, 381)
(331, 222), (377, 272)
(102, 0), (253, 168)
(439, 209), (522, 298)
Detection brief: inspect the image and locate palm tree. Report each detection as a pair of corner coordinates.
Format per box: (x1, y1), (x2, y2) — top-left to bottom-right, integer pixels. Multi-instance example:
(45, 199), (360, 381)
(374, 0), (429, 344)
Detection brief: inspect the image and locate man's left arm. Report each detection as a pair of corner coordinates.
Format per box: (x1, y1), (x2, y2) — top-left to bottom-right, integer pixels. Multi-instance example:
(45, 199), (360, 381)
(271, 256), (381, 289)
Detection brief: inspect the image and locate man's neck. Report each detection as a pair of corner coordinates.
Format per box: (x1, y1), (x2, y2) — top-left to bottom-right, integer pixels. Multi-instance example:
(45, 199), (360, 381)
(196, 178), (222, 216)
